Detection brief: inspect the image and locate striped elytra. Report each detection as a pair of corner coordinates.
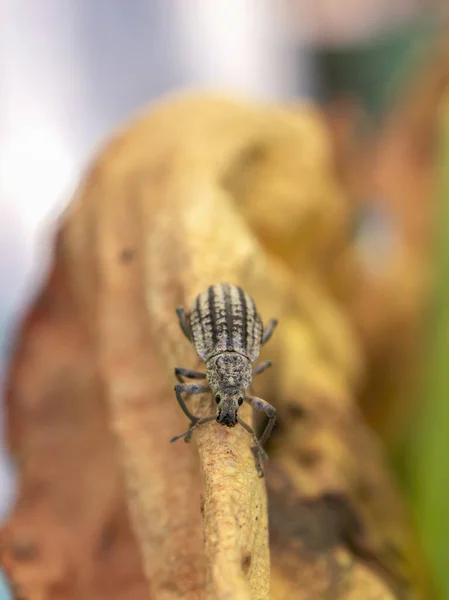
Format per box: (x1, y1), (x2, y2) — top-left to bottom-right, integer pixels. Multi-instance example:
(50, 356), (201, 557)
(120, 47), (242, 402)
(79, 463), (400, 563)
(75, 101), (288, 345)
(187, 283), (264, 363)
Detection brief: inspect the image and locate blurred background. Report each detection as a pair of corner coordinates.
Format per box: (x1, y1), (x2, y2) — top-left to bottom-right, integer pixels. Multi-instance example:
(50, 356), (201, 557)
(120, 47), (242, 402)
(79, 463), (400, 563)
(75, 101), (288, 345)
(1, 0), (448, 598)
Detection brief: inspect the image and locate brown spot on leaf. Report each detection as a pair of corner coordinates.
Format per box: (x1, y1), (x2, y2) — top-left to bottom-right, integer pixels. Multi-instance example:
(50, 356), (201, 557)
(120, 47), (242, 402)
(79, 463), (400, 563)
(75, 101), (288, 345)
(268, 469), (362, 556)
(9, 537), (39, 562)
(242, 553), (252, 574)
(119, 248), (135, 262)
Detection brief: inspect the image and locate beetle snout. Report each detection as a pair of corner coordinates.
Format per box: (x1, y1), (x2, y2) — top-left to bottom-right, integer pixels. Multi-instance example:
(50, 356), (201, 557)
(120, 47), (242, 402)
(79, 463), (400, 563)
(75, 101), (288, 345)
(216, 411), (237, 427)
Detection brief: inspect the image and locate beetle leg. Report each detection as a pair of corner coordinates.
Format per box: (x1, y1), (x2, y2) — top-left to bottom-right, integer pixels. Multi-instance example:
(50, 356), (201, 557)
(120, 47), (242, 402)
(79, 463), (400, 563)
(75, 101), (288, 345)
(170, 414), (216, 443)
(176, 307), (192, 341)
(174, 383), (210, 422)
(237, 416), (267, 477)
(252, 360), (272, 376)
(245, 395), (277, 446)
(261, 318), (278, 345)
(174, 367), (207, 383)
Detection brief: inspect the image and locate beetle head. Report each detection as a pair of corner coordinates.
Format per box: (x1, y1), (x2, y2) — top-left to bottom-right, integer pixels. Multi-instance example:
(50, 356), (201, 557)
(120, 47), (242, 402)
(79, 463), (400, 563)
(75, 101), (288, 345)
(206, 353), (251, 427)
(215, 389), (244, 427)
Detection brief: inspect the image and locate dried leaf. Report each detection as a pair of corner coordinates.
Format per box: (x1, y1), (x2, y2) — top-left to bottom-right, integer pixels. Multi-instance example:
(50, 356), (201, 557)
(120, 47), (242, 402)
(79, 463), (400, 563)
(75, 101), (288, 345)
(0, 93), (429, 599)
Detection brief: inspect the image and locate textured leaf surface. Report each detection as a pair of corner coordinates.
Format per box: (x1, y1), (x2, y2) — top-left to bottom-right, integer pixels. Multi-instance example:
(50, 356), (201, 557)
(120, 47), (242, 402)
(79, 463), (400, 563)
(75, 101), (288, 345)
(0, 93), (428, 599)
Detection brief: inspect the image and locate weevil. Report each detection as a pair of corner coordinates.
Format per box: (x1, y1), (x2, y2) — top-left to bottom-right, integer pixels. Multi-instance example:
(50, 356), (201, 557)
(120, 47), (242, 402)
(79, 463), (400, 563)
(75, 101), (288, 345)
(170, 282), (278, 477)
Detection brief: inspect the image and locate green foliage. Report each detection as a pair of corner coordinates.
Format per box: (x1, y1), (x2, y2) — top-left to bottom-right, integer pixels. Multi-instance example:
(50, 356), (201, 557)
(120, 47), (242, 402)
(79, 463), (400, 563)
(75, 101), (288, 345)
(317, 17), (437, 120)
(410, 95), (449, 600)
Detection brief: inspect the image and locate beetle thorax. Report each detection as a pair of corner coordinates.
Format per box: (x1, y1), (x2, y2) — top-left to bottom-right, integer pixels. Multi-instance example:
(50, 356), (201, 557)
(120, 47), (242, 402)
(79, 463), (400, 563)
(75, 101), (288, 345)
(206, 352), (252, 396)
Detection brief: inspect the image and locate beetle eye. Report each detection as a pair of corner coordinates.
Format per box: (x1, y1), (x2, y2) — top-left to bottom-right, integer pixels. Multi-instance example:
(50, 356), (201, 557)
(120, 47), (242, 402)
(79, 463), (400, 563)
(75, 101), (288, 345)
(238, 397), (243, 406)
(215, 395), (221, 404)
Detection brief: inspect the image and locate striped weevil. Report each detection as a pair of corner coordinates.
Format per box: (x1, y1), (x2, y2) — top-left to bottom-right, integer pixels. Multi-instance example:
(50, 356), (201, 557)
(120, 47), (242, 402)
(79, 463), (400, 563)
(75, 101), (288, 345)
(170, 282), (278, 477)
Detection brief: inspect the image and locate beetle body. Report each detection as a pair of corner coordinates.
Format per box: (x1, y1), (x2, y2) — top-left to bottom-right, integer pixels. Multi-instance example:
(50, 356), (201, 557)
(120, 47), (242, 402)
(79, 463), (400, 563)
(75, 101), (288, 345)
(189, 284), (264, 363)
(188, 284), (262, 426)
(171, 282), (278, 477)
